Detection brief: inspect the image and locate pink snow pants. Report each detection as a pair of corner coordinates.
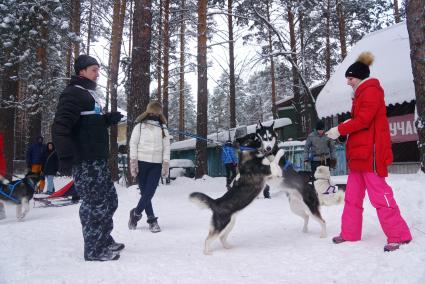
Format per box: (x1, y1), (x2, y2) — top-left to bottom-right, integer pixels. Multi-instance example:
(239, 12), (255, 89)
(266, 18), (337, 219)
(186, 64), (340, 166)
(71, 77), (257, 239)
(340, 170), (412, 243)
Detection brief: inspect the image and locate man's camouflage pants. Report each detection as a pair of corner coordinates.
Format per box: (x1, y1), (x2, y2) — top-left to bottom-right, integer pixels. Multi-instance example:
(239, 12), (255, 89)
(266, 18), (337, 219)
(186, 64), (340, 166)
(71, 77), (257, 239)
(73, 159), (118, 258)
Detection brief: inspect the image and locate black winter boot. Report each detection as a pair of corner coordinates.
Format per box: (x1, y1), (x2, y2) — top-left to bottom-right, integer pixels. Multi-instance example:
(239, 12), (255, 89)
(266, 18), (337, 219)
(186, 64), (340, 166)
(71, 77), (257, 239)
(263, 184), (271, 199)
(128, 208), (142, 230)
(84, 249), (120, 261)
(108, 242), (125, 252)
(147, 217), (161, 233)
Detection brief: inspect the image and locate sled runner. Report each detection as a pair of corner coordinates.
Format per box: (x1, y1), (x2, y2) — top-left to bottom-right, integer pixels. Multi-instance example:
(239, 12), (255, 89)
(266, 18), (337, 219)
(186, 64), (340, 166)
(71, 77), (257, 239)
(34, 180), (80, 208)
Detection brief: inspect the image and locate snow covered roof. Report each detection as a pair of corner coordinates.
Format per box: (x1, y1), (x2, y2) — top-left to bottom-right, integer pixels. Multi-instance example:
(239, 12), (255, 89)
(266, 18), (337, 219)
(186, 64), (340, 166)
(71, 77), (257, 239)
(316, 22), (415, 118)
(275, 95), (294, 106)
(169, 159), (195, 168)
(171, 117), (292, 151)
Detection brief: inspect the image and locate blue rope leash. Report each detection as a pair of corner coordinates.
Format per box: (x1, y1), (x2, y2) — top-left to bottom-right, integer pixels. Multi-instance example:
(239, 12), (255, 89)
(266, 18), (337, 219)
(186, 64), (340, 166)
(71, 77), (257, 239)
(143, 121), (220, 145)
(142, 121), (258, 152)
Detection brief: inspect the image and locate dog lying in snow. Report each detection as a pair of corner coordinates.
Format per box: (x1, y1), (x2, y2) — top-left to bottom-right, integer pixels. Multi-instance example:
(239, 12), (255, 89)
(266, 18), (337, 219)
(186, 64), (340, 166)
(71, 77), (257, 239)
(313, 166), (346, 206)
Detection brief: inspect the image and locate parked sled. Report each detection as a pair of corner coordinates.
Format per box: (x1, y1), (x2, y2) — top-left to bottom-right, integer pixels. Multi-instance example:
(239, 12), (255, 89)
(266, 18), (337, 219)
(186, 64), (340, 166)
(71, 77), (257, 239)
(34, 180), (80, 208)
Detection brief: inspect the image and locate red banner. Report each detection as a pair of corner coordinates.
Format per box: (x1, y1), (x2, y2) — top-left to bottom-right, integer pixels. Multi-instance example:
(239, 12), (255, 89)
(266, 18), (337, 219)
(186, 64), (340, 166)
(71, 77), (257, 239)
(388, 114), (418, 143)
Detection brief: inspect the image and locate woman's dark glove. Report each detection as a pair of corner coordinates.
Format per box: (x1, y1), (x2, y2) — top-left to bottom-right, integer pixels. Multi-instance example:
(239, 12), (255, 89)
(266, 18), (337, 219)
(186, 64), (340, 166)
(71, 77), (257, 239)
(104, 112), (123, 126)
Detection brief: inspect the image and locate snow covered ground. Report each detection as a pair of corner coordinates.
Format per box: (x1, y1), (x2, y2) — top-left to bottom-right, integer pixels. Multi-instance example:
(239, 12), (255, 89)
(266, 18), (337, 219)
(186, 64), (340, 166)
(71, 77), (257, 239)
(1, 173), (425, 284)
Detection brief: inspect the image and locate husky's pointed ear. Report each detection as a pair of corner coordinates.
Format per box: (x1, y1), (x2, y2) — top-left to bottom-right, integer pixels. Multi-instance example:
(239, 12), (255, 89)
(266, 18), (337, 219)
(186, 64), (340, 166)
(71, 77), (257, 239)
(257, 120), (262, 129)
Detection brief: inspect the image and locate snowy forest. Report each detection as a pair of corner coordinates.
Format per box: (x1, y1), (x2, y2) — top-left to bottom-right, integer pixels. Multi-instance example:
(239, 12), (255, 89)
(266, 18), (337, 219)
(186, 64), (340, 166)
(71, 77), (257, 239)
(0, 0), (424, 180)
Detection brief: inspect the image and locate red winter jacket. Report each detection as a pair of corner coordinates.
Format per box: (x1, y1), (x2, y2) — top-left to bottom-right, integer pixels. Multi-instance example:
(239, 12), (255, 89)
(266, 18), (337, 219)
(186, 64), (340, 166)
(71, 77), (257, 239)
(0, 132), (6, 176)
(338, 78), (393, 177)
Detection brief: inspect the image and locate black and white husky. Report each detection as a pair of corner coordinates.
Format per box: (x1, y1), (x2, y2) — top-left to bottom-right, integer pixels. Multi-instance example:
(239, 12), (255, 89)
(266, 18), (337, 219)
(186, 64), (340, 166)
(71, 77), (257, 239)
(256, 121), (327, 238)
(190, 134), (284, 255)
(0, 173), (39, 221)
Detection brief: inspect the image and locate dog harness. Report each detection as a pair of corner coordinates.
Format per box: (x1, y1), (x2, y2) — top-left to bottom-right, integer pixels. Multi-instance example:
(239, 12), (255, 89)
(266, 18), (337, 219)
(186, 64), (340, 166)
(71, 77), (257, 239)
(0, 180), (24, 204)
(323, 185), (338, 195)
(239, 146), (257, 151)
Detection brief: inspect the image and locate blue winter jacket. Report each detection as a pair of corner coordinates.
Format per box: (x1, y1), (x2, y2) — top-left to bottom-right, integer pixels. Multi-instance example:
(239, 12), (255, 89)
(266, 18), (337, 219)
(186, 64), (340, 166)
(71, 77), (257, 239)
(26, 139), (45, 166)
(221, 145), (238, 165)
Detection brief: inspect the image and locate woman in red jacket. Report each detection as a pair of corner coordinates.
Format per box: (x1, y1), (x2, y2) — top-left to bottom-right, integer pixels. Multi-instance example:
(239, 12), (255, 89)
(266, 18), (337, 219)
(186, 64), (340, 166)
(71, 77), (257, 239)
(326, 52), (412, 252)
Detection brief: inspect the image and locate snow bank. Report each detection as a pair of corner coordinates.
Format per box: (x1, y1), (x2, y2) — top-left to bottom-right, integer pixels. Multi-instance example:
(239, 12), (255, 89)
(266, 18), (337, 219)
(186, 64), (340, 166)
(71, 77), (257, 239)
(1, 173), (425, 283)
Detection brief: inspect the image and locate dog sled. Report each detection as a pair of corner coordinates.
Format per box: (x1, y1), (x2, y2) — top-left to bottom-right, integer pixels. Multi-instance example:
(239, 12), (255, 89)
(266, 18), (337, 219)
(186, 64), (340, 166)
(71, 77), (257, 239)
(34, 180), (80, 208)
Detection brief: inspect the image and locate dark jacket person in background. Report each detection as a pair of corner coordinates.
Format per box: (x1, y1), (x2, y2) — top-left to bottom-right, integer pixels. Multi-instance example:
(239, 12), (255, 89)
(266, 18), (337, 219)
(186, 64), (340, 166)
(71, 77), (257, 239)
(42, 142), (59, 194)
(52, 54), (124, 261)
(303, 120), (336, 176)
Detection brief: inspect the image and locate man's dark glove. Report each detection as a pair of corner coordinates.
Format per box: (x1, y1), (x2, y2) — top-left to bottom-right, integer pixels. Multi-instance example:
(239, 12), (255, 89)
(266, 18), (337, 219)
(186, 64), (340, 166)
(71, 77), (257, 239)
(104, 111), (123, 126)
(338, 135), (347, 143)
(58, 157), (73, 176)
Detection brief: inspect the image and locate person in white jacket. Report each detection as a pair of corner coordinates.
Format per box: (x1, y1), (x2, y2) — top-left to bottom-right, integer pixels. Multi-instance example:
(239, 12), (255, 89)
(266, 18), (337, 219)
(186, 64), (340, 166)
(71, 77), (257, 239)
(128, 101), (171, 233)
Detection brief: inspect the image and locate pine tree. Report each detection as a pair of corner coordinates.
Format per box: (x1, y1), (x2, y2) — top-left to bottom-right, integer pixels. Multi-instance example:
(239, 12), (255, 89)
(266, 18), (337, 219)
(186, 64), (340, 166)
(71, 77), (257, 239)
(406, 0), (425, 173)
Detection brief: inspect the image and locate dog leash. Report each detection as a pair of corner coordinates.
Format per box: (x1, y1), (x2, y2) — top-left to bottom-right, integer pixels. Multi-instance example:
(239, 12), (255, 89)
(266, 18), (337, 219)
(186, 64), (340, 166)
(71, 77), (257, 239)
(142, 121), (258, 151)
(141, 121), (224, 146)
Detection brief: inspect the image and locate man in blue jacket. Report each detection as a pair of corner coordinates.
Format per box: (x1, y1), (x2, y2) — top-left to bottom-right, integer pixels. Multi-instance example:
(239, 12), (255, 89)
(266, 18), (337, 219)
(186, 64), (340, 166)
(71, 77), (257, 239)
(26, 136), (46, 191)
(221, 140), (238, 190)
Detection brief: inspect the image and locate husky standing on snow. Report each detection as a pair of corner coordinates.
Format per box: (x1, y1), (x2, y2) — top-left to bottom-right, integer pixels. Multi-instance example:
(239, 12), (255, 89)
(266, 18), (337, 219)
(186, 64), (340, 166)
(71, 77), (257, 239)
(255, 121), (327, 238)
(189, 132), (284, 255)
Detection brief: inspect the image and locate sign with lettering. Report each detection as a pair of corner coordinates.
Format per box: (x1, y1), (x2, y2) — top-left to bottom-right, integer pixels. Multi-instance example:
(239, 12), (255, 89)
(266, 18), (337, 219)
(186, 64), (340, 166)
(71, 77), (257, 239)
(388, 114), (418, 143)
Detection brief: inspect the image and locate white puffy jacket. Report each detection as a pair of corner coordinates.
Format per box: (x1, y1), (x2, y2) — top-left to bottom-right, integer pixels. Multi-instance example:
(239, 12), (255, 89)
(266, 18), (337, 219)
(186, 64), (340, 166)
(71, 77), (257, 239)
(129, 120), (171, 163)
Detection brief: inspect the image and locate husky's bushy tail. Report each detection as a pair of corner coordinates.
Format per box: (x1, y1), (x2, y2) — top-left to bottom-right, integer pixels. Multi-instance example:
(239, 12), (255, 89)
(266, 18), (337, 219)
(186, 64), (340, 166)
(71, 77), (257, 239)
(189, 192), (216, 210)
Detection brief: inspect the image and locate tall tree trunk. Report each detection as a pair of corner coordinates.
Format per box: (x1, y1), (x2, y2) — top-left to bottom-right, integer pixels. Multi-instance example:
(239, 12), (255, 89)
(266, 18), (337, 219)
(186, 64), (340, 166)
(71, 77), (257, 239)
(109, 0), (127, 181)
(266, 0), (277, 119)
(29, 12), (49, 143)
(287, 3), (302, 138)
(336, 0), (347, 59)
(406, 0), (425, 173)
(128, 0), (133, 57)
(299, 9), (304, 75)
(162, 0), (170, 120)
(393, 0), (401, 23)
(72, 0), (81, 58)
(178, 0), (186, 141)
(86, 0), (94, 55)
(66, 42), (72, 77)
(0, 73), (17, 180)
(105, 51), (112, 112)
(325, 0), (331, 80)
(195, 0), (208, 178)
(127, 0), (153, 184)
(157, 0), (163, 101)
(228, 0), (236, 128)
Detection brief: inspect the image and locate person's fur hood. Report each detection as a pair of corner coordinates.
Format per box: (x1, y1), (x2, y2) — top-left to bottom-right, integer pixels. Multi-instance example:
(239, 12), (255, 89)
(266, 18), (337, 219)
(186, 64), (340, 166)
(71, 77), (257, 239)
(135, 101), (167, 125)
